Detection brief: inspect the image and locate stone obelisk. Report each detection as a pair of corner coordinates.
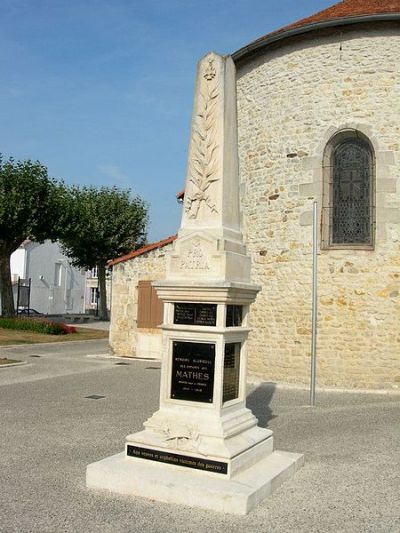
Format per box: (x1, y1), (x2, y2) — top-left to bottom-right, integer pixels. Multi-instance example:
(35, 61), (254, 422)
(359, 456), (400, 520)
(86, 52), (303, 515)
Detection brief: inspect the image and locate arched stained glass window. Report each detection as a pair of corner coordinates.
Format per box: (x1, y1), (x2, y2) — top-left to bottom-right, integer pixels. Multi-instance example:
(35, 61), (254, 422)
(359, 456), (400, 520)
(322, 131), (374, 249)
(332, 139), (373, 244)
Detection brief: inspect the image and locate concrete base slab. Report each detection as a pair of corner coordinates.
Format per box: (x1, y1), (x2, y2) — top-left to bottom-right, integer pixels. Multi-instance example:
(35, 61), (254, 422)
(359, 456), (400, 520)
(86, 450), (304, 515)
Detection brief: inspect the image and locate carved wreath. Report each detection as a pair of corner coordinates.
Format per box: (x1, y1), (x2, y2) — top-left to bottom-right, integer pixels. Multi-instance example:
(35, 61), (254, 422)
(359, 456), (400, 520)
(185, 59), (220, 218)
(160, 420), (202, 453)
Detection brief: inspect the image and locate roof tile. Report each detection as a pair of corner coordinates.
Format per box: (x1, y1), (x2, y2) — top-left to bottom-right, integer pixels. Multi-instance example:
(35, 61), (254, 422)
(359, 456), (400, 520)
(248, 0), (400, 49)
(108, 235), (177, 267)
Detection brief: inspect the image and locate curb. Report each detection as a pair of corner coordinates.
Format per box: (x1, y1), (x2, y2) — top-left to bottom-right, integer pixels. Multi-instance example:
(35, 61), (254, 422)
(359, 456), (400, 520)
(247, 377), (400, 396)
(0, 338), (110, 349)
(0, 361), (28, 369)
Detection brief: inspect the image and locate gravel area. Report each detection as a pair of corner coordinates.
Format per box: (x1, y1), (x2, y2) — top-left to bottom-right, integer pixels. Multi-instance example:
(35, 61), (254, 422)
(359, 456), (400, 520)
(0, 341), (399, 532)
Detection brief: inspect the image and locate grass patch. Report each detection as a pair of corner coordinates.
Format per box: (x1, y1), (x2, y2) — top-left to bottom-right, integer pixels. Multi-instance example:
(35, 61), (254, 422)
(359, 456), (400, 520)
(0, 327), (108, 346)
(0, 357), (20, 365)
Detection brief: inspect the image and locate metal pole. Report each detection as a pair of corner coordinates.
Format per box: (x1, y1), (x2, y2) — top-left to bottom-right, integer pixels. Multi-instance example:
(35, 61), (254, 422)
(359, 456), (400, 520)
(310, 201), (318, 406)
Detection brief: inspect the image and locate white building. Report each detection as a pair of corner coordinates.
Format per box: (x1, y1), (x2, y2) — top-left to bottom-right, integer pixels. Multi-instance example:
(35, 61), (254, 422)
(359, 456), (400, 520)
(11, 240), (86, 315)
(85, 266), (111, 315)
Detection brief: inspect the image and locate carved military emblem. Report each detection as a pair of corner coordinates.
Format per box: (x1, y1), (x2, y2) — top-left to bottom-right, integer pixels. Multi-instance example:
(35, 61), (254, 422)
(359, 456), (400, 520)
(203, 58), (216, 81)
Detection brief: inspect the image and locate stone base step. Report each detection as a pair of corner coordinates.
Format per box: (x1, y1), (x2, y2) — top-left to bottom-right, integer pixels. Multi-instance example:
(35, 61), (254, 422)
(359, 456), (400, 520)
(86, 449), (304, 515)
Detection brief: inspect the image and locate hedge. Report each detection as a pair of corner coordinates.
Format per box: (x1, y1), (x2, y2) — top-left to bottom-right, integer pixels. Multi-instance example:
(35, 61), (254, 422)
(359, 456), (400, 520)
(0, 317), (74, 335)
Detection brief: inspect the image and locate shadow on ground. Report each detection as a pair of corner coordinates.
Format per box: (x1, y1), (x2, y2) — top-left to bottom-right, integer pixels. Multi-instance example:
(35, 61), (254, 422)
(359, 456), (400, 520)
(246, 382), (277, 427)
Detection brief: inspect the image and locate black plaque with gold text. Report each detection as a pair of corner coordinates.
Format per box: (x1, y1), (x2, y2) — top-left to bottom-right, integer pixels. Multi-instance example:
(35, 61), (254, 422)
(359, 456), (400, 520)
(226, 305), (243, 327)
(171, 341), (215, 403)
(223, 343), (241, 402)
(174, 303), (217, 326)
(127, 445), (227, 474)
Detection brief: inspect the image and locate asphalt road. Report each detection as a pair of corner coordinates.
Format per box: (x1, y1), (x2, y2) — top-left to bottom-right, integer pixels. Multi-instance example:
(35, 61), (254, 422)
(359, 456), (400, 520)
(0, 340), (399, 532)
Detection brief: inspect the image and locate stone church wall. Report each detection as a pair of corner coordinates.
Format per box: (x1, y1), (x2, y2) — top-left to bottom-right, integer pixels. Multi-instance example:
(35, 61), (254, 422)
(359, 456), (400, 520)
(109, 245), (170, 358)
(236, 24), (400, 389)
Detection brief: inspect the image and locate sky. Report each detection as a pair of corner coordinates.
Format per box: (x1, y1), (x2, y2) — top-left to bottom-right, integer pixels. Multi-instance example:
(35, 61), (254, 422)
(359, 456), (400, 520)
(0, 0), (335, 242)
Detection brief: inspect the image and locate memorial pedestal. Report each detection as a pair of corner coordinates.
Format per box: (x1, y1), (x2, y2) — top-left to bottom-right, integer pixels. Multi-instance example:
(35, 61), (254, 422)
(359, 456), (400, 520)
(86, 281), (303, 514)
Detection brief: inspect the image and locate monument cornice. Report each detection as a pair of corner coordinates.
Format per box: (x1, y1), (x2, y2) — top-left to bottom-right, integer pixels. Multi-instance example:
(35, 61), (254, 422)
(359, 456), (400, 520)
(153, 280), (261, 304)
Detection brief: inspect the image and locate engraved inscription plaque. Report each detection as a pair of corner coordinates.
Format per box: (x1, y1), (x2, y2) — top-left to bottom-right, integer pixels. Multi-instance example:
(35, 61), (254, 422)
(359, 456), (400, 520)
(226, 305), (243, 327)
(127, 445), (228, 474)
(223, 343), (241, 402)
(171, 341), (215, 403)
(174, 303), (217, 326)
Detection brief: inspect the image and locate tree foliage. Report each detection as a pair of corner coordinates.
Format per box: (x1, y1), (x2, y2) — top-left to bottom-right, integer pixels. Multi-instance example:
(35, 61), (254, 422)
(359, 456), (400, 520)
(0, 153), (149, 321)
(60, 186), (148, 319)
(0, 155), (67, 317)
(0, 156), (66, 246)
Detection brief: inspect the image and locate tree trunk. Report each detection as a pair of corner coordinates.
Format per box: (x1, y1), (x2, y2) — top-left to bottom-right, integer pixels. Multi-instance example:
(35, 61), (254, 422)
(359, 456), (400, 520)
(0, 245), (15, 317)
(97, 263), (108, 321)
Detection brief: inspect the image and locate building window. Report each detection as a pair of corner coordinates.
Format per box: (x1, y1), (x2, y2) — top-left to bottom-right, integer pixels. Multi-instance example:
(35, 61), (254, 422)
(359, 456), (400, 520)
(137, 280), (163, 329)
(322, 131), (374, 249)
(54, 263), (62, 286)
(90, 287), (98, 305)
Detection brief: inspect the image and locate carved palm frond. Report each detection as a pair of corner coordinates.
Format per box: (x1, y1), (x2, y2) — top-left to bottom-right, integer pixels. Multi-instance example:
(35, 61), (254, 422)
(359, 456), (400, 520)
(185, 65), (220, 218)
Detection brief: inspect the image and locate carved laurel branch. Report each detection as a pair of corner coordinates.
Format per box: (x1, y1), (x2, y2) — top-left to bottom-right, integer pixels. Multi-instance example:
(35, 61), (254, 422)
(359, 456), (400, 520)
(185, 69), (220, 219)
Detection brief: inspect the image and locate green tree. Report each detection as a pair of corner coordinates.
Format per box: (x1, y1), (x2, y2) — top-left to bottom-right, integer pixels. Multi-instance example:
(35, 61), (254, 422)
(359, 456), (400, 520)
(60, 186), (148, 320)
(0, 155), (66, 317)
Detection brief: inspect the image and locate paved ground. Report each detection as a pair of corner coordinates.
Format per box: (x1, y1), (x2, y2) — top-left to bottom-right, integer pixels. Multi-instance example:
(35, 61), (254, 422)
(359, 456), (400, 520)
(0, 340), (399, 533)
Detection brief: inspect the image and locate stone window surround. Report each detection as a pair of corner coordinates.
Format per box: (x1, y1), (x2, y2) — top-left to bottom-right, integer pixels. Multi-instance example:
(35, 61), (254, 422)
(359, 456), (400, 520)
(299, 123), (398, 249)
(321, 128), (375, 250)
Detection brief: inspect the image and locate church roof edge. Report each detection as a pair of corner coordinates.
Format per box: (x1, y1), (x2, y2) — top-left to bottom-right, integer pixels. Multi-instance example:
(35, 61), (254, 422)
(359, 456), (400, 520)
(233, 1), (400, 63)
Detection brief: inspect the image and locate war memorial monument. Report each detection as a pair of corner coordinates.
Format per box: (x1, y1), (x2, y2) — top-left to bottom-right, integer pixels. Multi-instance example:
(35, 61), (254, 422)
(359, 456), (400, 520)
(86, 52), (303, 514)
